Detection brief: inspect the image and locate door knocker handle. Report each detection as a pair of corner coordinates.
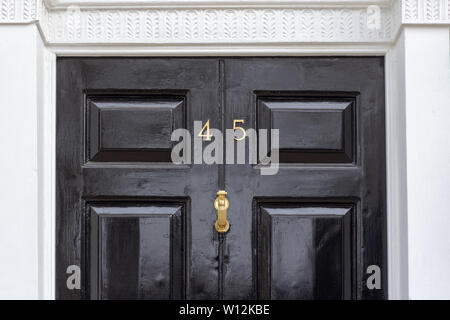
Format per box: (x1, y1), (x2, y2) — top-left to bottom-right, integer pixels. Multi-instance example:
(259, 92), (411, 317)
(214, 190), (230, 233)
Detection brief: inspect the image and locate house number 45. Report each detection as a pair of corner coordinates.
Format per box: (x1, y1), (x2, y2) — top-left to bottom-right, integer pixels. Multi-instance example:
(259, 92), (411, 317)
(198, 119), (246, 141)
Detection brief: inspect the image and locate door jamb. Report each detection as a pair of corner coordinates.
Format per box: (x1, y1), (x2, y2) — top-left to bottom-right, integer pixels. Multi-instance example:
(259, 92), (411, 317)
(40, 48), (406, 300)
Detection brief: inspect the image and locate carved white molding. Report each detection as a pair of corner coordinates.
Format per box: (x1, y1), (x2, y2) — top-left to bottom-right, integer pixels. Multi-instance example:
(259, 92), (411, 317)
(403, 0), (450, 23)
(0, 0), (39, 23)
(43, 1), (394, 9)
(41, 7), (394, 43)
(40, 0), (396, 44)
(1, 1), (449, 44)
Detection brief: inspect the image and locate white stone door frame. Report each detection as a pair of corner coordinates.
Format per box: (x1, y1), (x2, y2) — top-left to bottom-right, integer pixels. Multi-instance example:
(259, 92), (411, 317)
(0, 0), (449, 299)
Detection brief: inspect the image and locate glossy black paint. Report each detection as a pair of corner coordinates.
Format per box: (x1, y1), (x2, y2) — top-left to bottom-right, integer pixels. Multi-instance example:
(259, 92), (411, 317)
(56, 57), (386, 300)
(88, 203), (185, 299)
(87, 96), (185, 162)
(258, 98), (355, 163)
(223, 58), (386, 300)
(257, 205), (352, 300)
(57, 58), (221, 299)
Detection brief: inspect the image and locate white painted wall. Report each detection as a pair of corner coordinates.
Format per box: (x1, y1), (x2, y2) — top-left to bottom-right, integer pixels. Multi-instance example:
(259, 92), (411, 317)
(0, 25), (42, 299)
(403, 26), (450, 300)
(0, 2), (449, 300)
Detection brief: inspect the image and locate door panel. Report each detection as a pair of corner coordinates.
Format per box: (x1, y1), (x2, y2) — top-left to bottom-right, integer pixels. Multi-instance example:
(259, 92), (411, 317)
(258, 98), (355, 163)
(87, 95), (185, 162)
(257, 205), (352, 300)
(57, 57), (386, 300)
(89, 203), (185, 300)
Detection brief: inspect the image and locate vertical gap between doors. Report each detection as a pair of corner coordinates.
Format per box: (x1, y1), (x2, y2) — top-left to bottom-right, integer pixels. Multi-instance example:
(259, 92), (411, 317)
(218, 59), (226, 300)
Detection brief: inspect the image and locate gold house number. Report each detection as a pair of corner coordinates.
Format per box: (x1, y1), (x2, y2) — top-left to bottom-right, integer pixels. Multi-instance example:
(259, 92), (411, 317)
(198, 119), (213, 141)
(233, 120), (246, 141)
(197, 119), (246, 141)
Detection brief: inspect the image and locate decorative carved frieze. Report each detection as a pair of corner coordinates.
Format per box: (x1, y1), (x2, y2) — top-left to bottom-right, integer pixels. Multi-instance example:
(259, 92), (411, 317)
(0, 0), (38, 23)
(1, 1), (449, 44)
(42, 7), (393, 43)
(403, 0), (450, 23)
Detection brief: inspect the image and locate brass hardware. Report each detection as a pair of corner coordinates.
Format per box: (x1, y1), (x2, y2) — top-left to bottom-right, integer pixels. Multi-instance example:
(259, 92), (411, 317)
(233, 119), (246, 141)
(214, 190), (230, 233)
(198, 119), (212, 141)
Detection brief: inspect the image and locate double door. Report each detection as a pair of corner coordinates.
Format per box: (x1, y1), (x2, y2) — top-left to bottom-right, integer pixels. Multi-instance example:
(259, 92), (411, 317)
(56, 57), (386, 299)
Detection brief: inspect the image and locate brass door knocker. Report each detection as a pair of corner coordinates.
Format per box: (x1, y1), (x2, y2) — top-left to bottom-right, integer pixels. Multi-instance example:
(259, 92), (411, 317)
(214, 190), (230, 233)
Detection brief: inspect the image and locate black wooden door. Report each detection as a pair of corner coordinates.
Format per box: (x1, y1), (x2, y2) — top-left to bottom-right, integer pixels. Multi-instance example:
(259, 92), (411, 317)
(222, 58), (386, 300)
(56, 58), (222, 299)
(56, 57), (386, 300)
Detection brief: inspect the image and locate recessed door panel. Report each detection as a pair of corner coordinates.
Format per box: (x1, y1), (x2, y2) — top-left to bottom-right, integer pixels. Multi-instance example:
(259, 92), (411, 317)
(87, 95), (186, 162)
(257, 97), (355, 163)
(257, 205), (352, 300)
(89, 203), (185, 300)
